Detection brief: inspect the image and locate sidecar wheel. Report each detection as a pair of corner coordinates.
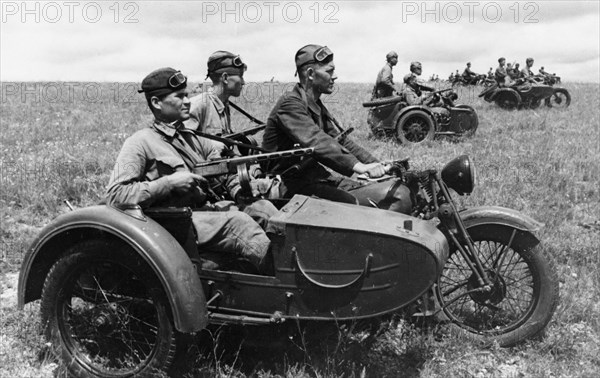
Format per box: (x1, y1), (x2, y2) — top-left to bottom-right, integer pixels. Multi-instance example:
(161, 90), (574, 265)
(494, 89), (521, 110)
(435, 225), (559, 347)
(40, 240), (183, 378)
(545, 88), (571, 109)
(395, 110), (435, 144)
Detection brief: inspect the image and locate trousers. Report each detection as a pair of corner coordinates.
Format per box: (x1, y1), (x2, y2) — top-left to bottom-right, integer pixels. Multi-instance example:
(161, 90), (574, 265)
(192, 200), (278, 272)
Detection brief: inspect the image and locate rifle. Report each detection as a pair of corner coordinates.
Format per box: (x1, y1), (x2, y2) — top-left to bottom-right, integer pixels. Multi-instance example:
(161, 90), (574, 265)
(421, 87), (453, 95)
(193, 147), (314, 178)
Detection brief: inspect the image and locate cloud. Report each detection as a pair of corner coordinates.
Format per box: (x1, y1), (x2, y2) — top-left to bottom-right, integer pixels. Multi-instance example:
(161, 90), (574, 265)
(0, 1), (598, 83)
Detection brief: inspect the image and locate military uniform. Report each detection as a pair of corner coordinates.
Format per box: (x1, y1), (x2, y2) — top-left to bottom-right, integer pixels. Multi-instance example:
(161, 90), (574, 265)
(521, 66), (534, 78)
(262, 83), (378, 203)
(107, 67), (275, 273)
(186, 90), (232, 135)
(374, 62), (395, 98)
(495, 65), (507, 85)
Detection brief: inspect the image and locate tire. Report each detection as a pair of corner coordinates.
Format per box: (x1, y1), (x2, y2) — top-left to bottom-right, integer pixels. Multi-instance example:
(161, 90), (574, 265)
(494, 89), (521, 110)
(40, 240), (182, 378)
(362, 95), (404, 108)
(528, 98), (542, 109)
(454, 105), (478, 137)
(435, 224), (559, 347)
(545, 88), (571, 109)
(395, 110), (436, 145)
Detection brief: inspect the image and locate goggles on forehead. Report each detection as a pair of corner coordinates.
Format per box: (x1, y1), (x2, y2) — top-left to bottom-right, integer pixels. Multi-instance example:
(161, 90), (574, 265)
(295, 46), (333, 76)
(313, 46), (333, 62)
(138, 70), (187, 94)
(167, 71), (187, 88)
(209, 55), (246, 71)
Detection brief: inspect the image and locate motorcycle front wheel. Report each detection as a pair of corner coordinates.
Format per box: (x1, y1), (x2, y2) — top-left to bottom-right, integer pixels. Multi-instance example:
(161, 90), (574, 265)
(435, 224), (559, 347)
(545, 88), (571, 109)
(40, 240), (183, 378)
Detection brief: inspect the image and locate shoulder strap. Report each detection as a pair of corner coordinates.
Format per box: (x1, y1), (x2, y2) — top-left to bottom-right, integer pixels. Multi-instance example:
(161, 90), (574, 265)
(229, 101), (265, 125)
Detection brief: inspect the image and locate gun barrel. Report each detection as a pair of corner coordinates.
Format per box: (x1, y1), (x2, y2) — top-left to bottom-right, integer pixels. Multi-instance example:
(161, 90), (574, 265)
(194, 148), (314, 177)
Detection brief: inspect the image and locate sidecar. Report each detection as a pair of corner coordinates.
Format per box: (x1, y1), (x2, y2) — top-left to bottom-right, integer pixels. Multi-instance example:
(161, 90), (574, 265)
(18, 195), (449, 376)
(363, 95), (478, 144)
(480, 83), (571, 109)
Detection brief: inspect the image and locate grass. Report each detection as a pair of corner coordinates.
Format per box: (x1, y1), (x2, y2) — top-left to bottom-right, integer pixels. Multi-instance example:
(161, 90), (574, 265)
(1, 81), (599, 377)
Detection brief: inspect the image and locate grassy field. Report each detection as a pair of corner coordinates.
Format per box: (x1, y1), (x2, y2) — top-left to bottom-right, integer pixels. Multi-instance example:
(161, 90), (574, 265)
(0, 81), (599, 377)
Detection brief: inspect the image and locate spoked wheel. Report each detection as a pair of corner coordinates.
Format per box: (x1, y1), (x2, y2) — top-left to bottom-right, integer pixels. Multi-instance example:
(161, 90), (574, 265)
(545, 88), (571, 109)
(395, 110), (435, 144)
(494, 89), (521, 110)
(41, 240), (181, 378)
(435, 225), (559, 347)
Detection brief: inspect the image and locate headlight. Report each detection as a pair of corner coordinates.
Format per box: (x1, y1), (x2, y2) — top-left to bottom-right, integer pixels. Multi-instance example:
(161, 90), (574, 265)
(441, 155), (476, 195)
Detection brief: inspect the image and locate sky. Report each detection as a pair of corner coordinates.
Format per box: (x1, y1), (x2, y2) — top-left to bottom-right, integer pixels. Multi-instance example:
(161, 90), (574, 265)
(1, 0), (599, 83)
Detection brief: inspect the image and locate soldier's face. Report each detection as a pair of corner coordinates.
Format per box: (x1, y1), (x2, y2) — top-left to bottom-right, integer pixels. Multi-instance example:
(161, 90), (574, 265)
(310, 61), (337, 95)
(390, 57), (398, 66)
(413, 66), (422, 76)
(225, 73), (245, 97)
(153, 88), (191, 122)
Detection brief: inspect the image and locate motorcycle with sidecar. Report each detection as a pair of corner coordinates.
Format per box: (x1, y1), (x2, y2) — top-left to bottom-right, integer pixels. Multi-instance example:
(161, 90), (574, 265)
(18, 153), (558, 378)
(479, 79), (571, 110)
(363, 89), (478, 144)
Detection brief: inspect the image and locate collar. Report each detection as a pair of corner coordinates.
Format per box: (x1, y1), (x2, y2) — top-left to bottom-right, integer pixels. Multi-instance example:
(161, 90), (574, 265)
(152, 119), (184, 138)
(295, 83), (322, 116)
(206, 88), (226, 114)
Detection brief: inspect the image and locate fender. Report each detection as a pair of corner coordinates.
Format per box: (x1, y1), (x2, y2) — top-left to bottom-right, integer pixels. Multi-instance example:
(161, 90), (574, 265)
(460, 206), (544, 247)
(18, 205), (207, 333)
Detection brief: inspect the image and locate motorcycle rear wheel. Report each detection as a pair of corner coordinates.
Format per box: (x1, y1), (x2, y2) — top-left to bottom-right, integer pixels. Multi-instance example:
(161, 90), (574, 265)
(40, 240), (183, 378)
(435, 224), (559, 347)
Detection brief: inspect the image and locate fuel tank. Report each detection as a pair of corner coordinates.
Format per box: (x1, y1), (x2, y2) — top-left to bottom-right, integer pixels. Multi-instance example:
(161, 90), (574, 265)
(266, 195), (449, 319)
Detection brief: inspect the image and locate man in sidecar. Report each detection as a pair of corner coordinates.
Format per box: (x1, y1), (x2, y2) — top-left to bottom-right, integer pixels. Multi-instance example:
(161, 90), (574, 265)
(185, 50), (247, 157)
(402, 73), (443, 106)
(106, 67), (277, 274)
(262, 44), (412, 211)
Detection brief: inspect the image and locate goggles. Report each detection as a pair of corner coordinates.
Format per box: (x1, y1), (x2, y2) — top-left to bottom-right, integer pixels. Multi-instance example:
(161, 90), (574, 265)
(138, 70), (187, 94)
(209, 55), (246, 71)
(167, 71), (187, 88)
(298, 46), (333, 68)
(313, 46), (333, 62)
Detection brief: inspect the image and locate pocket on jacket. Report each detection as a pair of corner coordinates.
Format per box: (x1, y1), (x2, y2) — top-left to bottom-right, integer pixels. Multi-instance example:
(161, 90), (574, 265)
(147, 156), (185, 180)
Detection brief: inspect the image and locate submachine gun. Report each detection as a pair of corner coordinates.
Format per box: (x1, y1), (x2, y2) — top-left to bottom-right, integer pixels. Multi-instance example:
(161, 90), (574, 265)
(193, 147), (314, 196)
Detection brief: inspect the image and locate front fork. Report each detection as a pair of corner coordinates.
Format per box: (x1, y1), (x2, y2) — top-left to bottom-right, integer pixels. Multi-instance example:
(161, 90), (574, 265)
(434, 175), (498, 290)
